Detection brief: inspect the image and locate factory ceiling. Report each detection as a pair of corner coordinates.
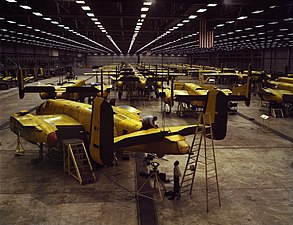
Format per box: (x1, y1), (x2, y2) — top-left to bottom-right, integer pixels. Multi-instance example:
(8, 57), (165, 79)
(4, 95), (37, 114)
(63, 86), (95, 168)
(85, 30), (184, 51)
(0, 0), (292, 55)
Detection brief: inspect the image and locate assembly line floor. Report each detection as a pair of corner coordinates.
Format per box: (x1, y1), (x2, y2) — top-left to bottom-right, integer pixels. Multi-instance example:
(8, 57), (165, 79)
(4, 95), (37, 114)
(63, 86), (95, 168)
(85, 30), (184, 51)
(0, 74), (293, 225)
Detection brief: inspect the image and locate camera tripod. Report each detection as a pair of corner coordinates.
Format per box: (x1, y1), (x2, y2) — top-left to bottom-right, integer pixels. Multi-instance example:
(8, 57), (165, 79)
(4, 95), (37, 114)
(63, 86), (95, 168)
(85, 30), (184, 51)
(136, 162), (166, 202)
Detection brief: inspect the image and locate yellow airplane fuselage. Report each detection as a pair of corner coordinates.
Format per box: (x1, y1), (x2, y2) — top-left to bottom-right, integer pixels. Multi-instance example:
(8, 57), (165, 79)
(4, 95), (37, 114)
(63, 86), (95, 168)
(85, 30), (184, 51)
(10, 98), (194, 165)
(36, 99), (142, 137)
(163, 82), (232, 107)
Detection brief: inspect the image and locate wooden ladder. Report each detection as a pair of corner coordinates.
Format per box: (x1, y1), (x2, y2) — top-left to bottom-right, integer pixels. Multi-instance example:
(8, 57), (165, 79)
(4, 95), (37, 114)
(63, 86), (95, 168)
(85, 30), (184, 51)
(63, 138), (96, 185)
(180, 113), (221, 211)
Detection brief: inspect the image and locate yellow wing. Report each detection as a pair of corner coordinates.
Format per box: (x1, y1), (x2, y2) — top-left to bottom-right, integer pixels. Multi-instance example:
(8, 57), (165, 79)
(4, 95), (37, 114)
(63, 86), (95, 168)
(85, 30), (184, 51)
(114, 125), (196, 148)
(10, 113), (83, 146)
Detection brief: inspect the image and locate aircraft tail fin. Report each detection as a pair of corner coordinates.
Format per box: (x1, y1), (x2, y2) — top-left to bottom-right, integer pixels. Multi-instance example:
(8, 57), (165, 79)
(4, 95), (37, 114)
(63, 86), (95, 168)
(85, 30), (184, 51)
(244, 63), (252, 107)
(89, 97), (114, 166)
(17, 70), (56, 99)
(204, 89), (228, 140)
(231, 70), (252, 106)
(18, 67), (25, 99)
(245, 73), (252, 107)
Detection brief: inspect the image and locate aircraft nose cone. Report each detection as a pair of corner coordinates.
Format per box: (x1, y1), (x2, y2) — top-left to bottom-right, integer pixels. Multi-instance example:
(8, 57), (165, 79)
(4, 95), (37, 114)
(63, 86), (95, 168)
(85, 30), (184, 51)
(47, 132), (58, 147)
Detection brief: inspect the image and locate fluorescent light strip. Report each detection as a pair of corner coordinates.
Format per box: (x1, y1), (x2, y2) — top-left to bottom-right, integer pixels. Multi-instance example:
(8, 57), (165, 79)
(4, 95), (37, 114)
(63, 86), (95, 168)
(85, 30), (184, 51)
(148, 5), (289, 54)
(19, 5), (31, 9)
(128, 1), (153, 53)
(78, 1), (120, 53)
(2, 17), (107, 53)
(0, 32), (95, 53)
(136, 3), (212, 54)
(19, 2), (113, 53)
(152, 33), (197, 51)
(251, 10), (264, 14)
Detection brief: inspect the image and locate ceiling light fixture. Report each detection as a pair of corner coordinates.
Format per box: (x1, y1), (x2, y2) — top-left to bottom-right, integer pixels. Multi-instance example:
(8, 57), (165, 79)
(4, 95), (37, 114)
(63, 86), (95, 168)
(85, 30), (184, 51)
(237, 16), (248, 20)
(32, 12), (43, 16)
(141, 7), (149, 12)
(81, 6), (91, 10)
(188, 15), (197, 19)
(251, 10), (264, 14)
(19, 5), (31, 10)
(268, 21), (279, 25)
(197, 8), (207, 13)
(143, 2), (152, 6)
(284, 18), (293, 21)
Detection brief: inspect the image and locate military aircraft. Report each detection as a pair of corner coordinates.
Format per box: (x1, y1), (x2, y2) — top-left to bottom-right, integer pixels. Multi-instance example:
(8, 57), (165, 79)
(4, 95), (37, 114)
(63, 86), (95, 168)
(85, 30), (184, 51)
(112, 64), (165, 99)
(10, 71), (231, 166)
(258, 77), (293, 115)
(161, 74), (252, 112)
(20, 77), (112, 102)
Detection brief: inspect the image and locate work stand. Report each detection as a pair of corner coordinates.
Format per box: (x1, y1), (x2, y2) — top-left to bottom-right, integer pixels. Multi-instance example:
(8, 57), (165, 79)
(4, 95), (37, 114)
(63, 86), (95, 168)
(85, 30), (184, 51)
(136, 162), (166, 202)
(15, 131), (25, 156)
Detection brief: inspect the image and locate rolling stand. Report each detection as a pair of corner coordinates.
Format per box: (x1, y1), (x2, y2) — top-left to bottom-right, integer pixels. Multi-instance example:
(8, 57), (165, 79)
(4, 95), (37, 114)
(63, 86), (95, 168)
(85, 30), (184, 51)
(136, 162), (166, 202)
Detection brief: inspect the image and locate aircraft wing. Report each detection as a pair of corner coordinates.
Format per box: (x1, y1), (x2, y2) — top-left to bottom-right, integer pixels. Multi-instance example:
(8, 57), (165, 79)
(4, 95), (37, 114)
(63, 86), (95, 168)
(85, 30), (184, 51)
(260, 88), (275, 95)
(23, 86), (56, 93)
(174, 94), (207, 102)
(114, 125), (197, 148)
(174, 90), (189, 95)
(114, 105), (141, 115)
(10, 113), (84, 146)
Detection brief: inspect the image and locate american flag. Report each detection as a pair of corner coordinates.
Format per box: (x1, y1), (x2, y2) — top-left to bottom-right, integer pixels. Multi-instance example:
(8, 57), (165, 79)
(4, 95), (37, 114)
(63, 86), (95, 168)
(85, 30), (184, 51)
(199, 20), (214, 48)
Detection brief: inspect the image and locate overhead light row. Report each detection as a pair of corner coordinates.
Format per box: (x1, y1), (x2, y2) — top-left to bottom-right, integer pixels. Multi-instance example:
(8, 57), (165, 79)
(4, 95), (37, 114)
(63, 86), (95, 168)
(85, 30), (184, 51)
(156, 30), (292, 54)
(76, 0), (122, 53)
(128, 1), (153, 53)
(5, 0), (113, 53)
(0, 33), (94, 53)
(151, 33), (198, 51)
(135, 14), (198, 54)
(0, 30), (97, 53)
(1, 17), (107, 53)
(135, 3), (217, 54)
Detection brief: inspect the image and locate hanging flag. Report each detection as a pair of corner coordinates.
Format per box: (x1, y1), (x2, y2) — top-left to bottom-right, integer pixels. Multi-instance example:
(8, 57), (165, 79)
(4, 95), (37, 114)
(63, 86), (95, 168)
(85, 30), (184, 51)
(206, 30), (214, 48)
(199, 20), (214, 48)
(199, 20), (207, 48)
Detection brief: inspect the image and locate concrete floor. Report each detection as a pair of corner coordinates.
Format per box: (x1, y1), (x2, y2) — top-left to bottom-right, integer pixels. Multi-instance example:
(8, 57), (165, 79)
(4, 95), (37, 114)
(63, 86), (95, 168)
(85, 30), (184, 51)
(0, 73), (293, 225)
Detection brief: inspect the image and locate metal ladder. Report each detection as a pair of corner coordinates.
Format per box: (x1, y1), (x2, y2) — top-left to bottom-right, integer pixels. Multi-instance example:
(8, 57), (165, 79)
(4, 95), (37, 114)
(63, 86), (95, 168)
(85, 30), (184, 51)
(180, 113), (221, 211)
(63, 139), (96, 185)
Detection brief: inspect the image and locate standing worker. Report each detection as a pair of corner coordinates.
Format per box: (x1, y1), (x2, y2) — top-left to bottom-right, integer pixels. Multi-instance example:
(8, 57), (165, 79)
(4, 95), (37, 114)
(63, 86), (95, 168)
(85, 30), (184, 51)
(169, 160), (182, 200)
(141, 115), (158, 130)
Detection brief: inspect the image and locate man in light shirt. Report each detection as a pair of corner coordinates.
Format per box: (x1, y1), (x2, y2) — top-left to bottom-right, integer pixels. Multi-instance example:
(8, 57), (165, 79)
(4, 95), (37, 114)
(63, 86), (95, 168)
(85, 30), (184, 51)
(141, 115), (158, 130)
(169, 160), (182, 200)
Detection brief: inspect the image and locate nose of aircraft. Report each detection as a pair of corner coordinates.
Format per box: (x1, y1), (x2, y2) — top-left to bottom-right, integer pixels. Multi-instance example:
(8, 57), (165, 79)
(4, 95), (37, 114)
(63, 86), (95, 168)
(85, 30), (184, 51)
(47, 132), (58, 147)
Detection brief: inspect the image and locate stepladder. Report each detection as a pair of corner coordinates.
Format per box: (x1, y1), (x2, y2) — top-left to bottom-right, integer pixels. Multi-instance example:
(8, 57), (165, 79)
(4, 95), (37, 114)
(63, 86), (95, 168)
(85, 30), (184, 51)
(63, 138), (96, 185)
(180, 113), (221, 211)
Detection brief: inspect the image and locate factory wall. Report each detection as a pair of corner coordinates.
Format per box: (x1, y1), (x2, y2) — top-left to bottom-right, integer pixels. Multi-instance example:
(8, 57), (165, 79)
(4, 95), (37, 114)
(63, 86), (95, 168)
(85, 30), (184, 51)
(1, 42), (292, 74)
(85, 55), (188, 67)
(191, 47), (292, 73)
(0, 43), (85, 69)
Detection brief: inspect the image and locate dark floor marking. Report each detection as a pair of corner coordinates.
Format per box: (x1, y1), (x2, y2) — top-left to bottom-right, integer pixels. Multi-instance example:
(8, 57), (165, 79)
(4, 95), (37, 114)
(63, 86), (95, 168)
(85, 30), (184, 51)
(0, 106), (38, 130)
(237, 112), (293, 143)
(135, 153), (158, 225)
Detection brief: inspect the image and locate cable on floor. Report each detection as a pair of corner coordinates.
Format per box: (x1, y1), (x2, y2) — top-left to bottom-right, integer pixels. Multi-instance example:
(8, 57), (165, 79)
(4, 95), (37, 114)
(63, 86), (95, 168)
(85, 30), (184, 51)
(101, 168), (136, 201)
